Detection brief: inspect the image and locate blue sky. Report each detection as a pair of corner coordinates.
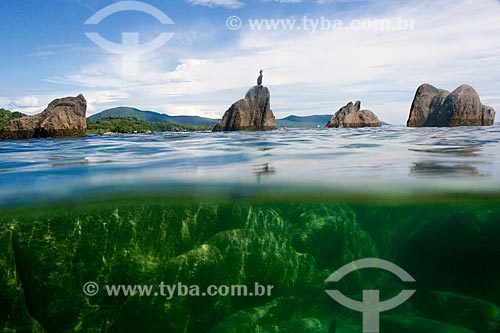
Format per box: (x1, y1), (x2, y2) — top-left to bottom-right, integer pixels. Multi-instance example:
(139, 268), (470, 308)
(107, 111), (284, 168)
(0, 0), (499, 124)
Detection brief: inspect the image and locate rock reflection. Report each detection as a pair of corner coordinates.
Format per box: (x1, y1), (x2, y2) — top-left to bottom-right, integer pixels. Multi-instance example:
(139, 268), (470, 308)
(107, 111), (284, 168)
(410, 162), (485, 177)
(254, 163), (276, 183)
(409, 145), (481, 157)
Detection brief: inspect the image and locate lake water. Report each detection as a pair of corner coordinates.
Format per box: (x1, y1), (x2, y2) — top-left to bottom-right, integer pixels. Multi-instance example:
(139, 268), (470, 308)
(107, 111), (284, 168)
(2, 125), (500, 206)
(1, 126), (500, 332)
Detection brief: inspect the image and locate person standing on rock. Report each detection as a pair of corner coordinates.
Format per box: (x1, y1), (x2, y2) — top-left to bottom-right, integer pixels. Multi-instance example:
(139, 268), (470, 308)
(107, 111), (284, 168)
(257, 70), (263, 87)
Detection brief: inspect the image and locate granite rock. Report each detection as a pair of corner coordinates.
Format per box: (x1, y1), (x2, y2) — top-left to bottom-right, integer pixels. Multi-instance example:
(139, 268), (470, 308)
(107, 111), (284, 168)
(407, 84), (495, 127)
(325, 101), (381, 128)
(213, 86), (277, 131)
(0, 94), (86, 140)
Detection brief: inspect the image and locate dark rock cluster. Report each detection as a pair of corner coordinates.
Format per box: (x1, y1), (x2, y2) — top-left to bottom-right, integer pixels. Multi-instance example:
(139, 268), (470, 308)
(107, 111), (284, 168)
(407, 84), (495, 127)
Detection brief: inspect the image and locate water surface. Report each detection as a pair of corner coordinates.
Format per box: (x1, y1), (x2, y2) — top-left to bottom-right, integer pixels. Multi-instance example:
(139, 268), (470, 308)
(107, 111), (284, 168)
(1, 125), (500, 207)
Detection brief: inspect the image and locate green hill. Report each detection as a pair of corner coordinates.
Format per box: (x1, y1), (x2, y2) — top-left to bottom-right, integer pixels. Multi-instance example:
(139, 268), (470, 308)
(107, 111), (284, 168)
(0, 108), (26, 131)
(88, 107), (219, 126)
(87, 116), (212, 134)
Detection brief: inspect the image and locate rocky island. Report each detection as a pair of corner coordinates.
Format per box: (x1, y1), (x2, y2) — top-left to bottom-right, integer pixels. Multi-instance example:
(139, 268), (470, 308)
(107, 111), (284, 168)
(407, 84), (495, 127)
(325, 101), (381, 128)
(0, 94), (87, 140)
(213, 86), (277, 131)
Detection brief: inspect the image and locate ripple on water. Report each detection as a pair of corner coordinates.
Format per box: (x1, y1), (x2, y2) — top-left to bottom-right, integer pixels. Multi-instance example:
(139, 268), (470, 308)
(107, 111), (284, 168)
(0, 126), (500, 201)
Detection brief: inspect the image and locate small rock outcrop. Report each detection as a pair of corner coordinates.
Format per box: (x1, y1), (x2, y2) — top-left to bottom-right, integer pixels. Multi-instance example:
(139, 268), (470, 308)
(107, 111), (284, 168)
(0, 94), (87, 140)
(407, 84), (495, 127)
(325, 101), (381, 128)
(213, 86), (277, 131)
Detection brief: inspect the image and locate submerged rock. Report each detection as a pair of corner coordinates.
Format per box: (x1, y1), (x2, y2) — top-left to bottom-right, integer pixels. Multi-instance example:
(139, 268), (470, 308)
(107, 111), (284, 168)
(212, 297), (301, 333)
(325, 101), (381, 128)
(0, 94), (87, 140)
(212, 297), (331, 333)
(407, 84), (495, 127)
(381, 314), (475, 333)
(398, 210), (500, 303)
(213, 86), (277, 131)
(0, 226), (46, 333)
(4, 203), (359, 332)
(5, 201), (500, 332)
(423, 291), (500, 333)
(292, 205), (377, 269)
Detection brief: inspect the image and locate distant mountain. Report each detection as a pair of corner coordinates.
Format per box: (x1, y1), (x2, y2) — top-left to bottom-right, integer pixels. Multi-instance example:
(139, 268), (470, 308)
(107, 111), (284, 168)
(276, 115), (332, 128)
(88, 107), (219, 126)
(88, 107), (392, 129)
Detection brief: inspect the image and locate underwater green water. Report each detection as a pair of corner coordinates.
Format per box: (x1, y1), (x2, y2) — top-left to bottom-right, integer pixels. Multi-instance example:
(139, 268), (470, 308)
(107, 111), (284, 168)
(2, 194), (500, 333)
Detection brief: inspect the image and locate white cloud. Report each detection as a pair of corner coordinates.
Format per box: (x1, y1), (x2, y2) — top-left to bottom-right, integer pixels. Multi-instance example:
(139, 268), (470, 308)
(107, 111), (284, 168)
(155, 104), (221, 119)
(8, 96), (43, 114)
(186, 0), (245, 9)
(85, 90), (130, 113)
(2, 91), (131, 116)
(10, 96), (40, 108)
(45, 0), (500, 124)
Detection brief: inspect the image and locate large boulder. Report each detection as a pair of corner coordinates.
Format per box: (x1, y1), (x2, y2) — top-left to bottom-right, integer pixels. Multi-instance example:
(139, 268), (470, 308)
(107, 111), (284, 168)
(407, 84), (449, 127)
(446, 85), (495, 126)
(213, 86), (277, 131)
(325, 101), (381, 128)
(0, 94), (87, 140)
(407, 84), (495, 127)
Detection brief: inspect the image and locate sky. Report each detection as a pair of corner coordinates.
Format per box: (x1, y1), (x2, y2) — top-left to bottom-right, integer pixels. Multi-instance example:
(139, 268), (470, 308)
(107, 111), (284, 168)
(0, 0), (499, 124)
